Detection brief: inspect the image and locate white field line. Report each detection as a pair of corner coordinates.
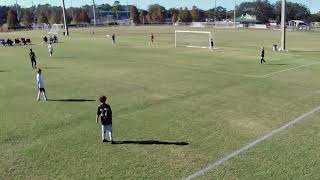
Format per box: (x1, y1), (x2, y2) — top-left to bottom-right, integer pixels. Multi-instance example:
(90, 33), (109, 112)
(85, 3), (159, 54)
(259, 62), (320, 78)
(210, 62), (320, 79)
(184, 105), (320, 180)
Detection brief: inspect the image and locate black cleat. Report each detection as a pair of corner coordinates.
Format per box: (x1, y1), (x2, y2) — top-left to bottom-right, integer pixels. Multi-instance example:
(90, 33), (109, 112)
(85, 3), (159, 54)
(102, 139), (108, 143)
(110, 140), (115, 144)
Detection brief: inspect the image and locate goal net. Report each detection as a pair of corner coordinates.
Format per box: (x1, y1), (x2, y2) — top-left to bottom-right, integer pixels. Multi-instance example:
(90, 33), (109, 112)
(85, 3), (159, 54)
(48, 24), (64, 35)
(175, 30), (212, 49)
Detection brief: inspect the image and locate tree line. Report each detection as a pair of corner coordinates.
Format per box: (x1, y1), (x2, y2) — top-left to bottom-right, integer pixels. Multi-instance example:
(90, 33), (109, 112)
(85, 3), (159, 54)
(1, 0), (320, 28)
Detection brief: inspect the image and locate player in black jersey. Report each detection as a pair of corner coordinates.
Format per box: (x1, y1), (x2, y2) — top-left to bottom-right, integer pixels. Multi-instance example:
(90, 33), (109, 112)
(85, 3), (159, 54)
(112, 34), (116, 45)
(29, 49), (37, 69)
(260, 47), (266, 64)
(96, 96), (113, 144)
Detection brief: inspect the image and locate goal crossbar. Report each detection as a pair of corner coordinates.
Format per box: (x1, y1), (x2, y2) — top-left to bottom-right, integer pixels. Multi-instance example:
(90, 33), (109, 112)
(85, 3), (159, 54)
(175, 30), (212, 49)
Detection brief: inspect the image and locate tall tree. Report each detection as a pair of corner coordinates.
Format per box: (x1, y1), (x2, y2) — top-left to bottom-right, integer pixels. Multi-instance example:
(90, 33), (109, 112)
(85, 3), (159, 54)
(79, 10), (91, 23)
(139, 10), (148, 24)
(112, 1), (122, 20)
(0, 6), (10, 25)
(255, 0), (274, 23)
(179, 7), (192, 23)
(6, 9), (17, 28)
(130, 5), (140, 24)
(274, 1), (310, 22)
(37, 11), (48, 24)
(170, 8), (179, 23)
(148, 4), (166, 23)
(49, 11), (59, 24)
(191, 6), (201, 22)
(22, 9), (33, 26)
(71, 9), (81, 24)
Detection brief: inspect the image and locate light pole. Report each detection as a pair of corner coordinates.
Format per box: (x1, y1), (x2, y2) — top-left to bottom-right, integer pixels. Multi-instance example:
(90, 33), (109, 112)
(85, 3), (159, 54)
(62, 0), (69, 36)
(214, 0), (217, 27)
(281, 0), (286, 51)
(15, 0), (20, 22)
(234, 0), (236, 28)
(93, 0), (97, 26)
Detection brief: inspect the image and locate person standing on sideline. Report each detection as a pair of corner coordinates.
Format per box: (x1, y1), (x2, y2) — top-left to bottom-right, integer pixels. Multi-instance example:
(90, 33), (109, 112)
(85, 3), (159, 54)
(36, 69), (48, 101)
(260, 47), (266, 64)
(48, 43), (53, 57)
(29, 49), (37, 69)
(112, 34), (116, 45)
(150, 33), (154, 45)
(96, 96), (113, 144)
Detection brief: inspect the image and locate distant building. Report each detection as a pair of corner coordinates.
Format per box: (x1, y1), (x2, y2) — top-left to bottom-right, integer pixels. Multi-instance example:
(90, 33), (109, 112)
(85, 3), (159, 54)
(288, 20), (309, 30)
(95, 11), (130, 25)
(235, 13), (266, 29)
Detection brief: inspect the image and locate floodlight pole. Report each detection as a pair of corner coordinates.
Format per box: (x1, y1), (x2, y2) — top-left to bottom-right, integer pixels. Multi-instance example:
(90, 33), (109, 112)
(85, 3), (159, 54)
(62, 0), (69, 36)
(15, 0), (20, 22)
(234, 0), (236, 28)
(281, 0), (286, 51)
(93, 0), (97, 26)
(214, 0), (217, 27)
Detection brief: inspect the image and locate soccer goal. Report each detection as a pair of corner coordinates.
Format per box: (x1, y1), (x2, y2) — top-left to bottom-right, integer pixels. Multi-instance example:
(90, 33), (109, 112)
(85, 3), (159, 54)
(175, 30), (213, 49)
(48, 24), (64, 35)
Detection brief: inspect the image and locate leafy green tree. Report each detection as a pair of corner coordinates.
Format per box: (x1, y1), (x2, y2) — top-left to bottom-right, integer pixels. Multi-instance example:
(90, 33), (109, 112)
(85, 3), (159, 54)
(79, 10), (91, 23)
(0, 6), (10, 25)
(130, 5), (140, 24)
(49, 11), (59, 24)
(148, 4), (166, 23)
(112, 1), (122, 20)
(168, 8), (179, 22)
(179, 7), (192, 23)
(255, 0), (274, 23)
(274, 1), (310, 22)
(22, 9), (33, 26)
(139, 10), (148, 24)
(6, 9), (17, 28)
(37, 11), (48, 24)
(191, 6), (201, 22)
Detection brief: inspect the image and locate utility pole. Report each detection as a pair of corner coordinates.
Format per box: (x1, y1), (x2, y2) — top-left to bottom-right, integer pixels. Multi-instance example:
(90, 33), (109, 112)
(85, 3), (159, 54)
(281, 0), (286, 51)
(234, 0), (236, 28)
(15, 0), (20, 22)
(214, 0), (217, 27)
(62, 0), (69, 36)
(93, 0), (97, 26)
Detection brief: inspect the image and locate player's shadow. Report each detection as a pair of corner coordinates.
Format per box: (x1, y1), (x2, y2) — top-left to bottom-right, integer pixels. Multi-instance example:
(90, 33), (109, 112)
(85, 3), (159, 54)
(265, 63), (288, 66)
(113, 140), (189, 146)
(42, 67), (64, 69)
(291, 50), (320, 53)
(0, 70), (7, 72)
(48, 99), (95, 102)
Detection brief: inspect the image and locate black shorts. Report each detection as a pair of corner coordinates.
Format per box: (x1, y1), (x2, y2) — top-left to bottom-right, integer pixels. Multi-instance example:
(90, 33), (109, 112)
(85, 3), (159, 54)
(39, 88), (45, 92)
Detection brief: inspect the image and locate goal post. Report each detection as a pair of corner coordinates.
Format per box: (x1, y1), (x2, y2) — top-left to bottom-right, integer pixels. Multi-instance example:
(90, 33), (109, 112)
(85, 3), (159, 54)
(175, 30), (213, 49)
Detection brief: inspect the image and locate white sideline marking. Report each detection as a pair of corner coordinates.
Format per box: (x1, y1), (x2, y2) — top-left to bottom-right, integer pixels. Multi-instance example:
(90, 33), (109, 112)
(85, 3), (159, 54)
(184, 105), (320, 180)
(260, 62), (320, 78)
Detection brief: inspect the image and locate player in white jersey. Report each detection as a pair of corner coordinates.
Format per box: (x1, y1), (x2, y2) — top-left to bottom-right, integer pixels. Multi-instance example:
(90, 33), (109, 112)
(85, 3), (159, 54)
(48, 43), (53, 57)
(36, 69), (48, 101)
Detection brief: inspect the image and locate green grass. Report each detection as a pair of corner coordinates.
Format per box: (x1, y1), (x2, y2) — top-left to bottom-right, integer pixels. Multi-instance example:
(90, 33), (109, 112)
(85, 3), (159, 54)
(1, 26), (320, 179)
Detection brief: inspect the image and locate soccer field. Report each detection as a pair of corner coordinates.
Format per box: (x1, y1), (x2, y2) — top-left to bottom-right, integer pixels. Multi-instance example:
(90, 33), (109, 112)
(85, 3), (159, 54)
(1, 26), (320, 179)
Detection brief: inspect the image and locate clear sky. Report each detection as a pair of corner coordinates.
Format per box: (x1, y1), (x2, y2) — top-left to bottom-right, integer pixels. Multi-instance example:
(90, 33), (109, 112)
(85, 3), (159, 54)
(1, 0), (319, 13)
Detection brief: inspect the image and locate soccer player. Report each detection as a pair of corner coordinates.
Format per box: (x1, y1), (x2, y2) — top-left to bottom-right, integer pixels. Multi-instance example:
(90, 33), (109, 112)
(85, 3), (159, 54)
(48, 43), (53, 57)
(29, 49), (37, 69)
(210, 38), (214, 50)
(112, 34), (116, 45)
(96, 96), (113, 144)
(150, 33), (154, 45)
(260, 47), (266, 64)
(36, 69), (48, 101)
